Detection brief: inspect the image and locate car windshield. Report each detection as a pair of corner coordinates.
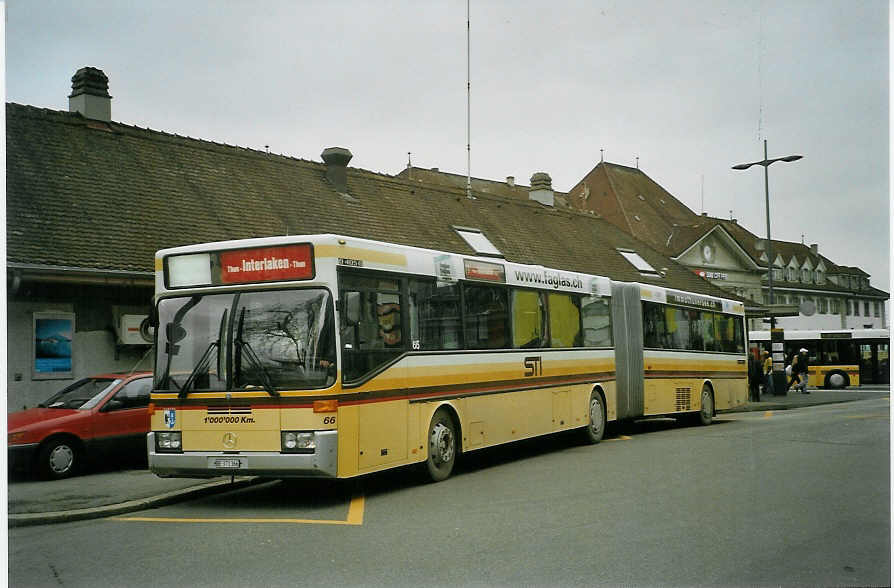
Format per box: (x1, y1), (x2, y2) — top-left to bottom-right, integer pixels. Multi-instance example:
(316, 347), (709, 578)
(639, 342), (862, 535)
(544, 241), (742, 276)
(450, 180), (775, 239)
(154, 289), (336, 393)
(41, 378), (121, 410)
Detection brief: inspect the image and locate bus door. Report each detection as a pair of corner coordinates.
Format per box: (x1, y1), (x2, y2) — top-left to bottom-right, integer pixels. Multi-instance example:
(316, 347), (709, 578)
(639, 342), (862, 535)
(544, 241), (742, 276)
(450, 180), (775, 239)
(610, 282), (644, 420)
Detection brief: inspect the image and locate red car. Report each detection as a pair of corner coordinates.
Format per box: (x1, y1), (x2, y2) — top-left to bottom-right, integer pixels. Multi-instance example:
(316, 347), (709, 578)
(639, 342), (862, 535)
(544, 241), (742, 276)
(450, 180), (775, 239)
(8, 372), (153, 479)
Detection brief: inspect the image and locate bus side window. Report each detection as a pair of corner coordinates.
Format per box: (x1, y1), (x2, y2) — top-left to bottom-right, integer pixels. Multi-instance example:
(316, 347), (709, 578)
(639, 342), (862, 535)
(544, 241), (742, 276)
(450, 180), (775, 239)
(511, 289), (546, 349)
(642, 301), (666, 349)
(408, 279), (461, 350)
(548, 292), (581, 348)
(338, 274), (404, 383)
(581, 295), (612, 347)
(463, 283), (509, 350)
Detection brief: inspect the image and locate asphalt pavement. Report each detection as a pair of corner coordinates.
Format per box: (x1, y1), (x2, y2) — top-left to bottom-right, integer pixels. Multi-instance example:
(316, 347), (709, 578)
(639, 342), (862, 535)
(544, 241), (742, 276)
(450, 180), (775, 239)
(8, 385), (889, 527)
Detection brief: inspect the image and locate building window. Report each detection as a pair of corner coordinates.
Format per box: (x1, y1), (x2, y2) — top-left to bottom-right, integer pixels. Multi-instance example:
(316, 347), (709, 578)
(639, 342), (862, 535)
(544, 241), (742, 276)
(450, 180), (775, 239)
(830, 299), (840, 314)
(864, 301), (870, 316)
(874, 302), (881, 318)
(617, 249), (662, 278)
(454, 226), (502, 257)
(818, 298), (828, 314)
(786, 267), (795, 281)
(815, 270), (824, 284)
(801, 268), (811, 283)
(848, 299), (854, 316)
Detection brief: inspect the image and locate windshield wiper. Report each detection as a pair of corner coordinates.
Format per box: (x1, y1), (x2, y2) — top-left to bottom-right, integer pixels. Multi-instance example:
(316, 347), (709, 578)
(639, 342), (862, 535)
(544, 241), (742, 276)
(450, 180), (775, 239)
(178, 340), (219, 399)
(235, 339), (279, 397)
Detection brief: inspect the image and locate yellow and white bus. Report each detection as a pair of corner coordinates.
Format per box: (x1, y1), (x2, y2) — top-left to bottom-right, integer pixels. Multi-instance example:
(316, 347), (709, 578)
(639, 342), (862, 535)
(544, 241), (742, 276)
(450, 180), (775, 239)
(749, 329), (890, 388)
(148, 234), (747, 481)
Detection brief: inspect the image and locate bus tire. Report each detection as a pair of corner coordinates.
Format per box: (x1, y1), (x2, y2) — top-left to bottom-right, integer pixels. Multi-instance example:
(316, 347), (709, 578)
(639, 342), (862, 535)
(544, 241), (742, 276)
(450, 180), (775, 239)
(581, 389), (606, 444)
(697, 385), (714, 426)
(425, 408), (457, 482)
(825, 371), (849, 389)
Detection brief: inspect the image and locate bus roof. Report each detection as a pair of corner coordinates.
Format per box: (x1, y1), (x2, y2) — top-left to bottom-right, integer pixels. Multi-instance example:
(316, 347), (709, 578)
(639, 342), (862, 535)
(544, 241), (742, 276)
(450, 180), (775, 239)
(748, 328), (890, 341)
(156, 233), (745, 312)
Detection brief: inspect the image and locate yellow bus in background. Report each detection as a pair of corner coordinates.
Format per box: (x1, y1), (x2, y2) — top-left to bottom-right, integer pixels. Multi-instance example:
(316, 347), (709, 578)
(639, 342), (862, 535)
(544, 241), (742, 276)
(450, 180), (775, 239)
(148, 235), (747, 482)
(749, 329), (889, 389)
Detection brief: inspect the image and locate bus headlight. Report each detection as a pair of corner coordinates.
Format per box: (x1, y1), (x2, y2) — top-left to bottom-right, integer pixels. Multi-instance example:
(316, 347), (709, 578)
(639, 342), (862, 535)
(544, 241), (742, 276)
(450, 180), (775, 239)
(156, 431), (182, 453)
(281, 431), (315, 454)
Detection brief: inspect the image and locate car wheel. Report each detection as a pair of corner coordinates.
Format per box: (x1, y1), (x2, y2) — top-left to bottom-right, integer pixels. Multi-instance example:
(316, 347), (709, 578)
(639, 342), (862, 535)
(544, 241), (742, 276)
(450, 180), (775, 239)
(425, 408), (457, 482)
(38, 438), (79, 480)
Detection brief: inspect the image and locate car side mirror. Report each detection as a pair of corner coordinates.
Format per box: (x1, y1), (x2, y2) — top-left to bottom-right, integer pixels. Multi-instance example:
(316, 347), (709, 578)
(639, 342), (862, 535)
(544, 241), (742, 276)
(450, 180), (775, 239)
(102, 399), (125, 412)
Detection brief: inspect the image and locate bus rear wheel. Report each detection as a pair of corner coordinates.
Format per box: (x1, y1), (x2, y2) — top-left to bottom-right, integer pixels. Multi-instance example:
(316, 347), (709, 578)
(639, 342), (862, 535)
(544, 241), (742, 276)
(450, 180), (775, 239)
(581, 390), (606, 444)
(697, 385), (714, 426)
(425, 408), (457, 482)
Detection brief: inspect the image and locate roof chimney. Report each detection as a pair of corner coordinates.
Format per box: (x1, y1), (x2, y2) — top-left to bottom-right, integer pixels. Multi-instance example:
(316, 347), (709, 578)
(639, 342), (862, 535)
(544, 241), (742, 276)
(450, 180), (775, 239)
(810, 243), (818, 256)
(528, 172), (554, 207)
(506, 176), (515, 187)
(68, 67), (112, 122)
(321, 147), (352, 193)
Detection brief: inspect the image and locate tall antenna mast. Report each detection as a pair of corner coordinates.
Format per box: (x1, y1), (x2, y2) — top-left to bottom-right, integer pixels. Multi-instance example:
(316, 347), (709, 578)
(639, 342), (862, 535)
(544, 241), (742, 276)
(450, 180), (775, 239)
(466, 0), (472, 199)
(700, 174), (704, 214)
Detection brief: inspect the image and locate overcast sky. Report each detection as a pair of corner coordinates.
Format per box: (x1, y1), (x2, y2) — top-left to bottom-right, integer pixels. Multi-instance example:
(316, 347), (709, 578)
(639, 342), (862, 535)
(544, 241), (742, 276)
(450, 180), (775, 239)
(6, 0), (890, 290)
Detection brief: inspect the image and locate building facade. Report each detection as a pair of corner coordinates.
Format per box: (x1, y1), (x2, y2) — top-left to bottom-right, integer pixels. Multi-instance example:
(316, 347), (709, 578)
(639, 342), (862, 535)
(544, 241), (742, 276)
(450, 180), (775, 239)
(565, 162), (888, 332)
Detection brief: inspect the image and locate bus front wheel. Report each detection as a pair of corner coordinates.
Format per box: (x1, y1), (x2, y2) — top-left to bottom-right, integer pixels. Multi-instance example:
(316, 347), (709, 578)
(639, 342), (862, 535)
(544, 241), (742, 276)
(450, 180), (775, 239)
(426, 408), (457, 482)
(825, 371), (849, 389)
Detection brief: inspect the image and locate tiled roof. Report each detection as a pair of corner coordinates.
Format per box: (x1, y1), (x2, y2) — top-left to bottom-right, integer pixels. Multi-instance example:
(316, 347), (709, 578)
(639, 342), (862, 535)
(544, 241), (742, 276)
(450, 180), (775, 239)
(6, 103), (738, 300)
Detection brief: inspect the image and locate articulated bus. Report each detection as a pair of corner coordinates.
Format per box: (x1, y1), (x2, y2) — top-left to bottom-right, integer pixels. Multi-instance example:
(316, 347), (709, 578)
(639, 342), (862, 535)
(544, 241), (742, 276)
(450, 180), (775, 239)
(749, 329), (890, 388)
(148, 234), (747, 481)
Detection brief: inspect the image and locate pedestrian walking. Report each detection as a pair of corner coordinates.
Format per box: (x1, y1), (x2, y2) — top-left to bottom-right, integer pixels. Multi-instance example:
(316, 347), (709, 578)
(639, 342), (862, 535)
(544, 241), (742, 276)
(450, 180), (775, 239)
(795, 347), (810, 394)
(785, 353), (801, 392)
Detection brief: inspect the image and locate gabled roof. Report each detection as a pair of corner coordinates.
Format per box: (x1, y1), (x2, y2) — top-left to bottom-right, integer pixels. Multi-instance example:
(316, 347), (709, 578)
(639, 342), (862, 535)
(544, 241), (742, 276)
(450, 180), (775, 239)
(566, 161), (886, 297)
(5, 103), (738, 300)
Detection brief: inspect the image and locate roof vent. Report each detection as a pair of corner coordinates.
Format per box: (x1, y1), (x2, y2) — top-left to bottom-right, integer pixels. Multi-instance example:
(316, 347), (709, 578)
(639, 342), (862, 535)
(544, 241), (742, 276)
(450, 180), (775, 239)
(321, 147), (353, 193)
(528, 172), (554, 207)
(506, 176), (515, 187)
(68, 67), (112, 122)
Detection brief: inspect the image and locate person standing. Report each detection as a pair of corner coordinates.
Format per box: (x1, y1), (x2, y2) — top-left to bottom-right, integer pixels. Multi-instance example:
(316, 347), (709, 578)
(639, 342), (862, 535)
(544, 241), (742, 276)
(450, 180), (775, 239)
(762, 350), (774, 396)
(796, 348), (810, 394)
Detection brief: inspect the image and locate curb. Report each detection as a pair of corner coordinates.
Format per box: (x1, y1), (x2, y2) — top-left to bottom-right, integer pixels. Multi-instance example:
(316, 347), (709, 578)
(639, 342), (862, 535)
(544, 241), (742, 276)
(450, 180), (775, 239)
(8, 476), (259, 528)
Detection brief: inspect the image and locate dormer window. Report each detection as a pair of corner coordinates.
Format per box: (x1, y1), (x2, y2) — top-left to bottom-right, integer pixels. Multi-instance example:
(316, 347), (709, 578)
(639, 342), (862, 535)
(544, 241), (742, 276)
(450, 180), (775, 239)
(802, 268), (811, 283)
(453, 226), (502, 257)
(617, 248), (661, 278)
(786, 267), (795, 281)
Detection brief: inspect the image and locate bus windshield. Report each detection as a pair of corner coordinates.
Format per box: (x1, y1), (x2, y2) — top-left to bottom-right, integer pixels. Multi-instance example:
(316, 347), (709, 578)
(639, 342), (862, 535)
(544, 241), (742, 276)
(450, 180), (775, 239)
(155, 289), (336, 393)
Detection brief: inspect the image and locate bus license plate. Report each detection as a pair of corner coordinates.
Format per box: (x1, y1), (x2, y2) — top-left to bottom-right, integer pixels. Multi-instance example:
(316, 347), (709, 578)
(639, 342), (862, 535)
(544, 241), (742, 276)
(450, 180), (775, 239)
(210, 457), (246, 469)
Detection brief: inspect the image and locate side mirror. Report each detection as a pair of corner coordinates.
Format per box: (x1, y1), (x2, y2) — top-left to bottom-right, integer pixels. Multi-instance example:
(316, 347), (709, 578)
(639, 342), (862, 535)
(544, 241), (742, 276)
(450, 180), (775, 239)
(344, 292), (361, 326)
(102, 399), (125, 412)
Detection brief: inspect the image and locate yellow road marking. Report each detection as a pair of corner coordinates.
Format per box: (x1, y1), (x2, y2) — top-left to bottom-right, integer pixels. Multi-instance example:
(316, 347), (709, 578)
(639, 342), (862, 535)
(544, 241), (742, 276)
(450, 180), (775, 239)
(764, 411), (774, 418)
(607, 435), (632, 441)
(115, 493), (365, 526)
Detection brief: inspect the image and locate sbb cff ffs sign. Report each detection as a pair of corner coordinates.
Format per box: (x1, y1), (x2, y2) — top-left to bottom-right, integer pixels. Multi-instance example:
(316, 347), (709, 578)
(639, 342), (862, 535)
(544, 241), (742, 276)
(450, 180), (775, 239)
(219, 244), (314, 284)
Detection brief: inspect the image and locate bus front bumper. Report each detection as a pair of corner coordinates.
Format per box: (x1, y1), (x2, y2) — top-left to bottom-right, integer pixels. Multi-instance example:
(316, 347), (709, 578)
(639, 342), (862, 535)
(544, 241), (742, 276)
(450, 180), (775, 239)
(147, 430), (338, 479)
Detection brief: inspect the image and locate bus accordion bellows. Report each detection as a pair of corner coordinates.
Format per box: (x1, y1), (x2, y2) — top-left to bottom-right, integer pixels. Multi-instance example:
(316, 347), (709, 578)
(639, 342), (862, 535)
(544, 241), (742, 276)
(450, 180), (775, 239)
(748, 328), (890, 389)
(148, 234), (748, 481)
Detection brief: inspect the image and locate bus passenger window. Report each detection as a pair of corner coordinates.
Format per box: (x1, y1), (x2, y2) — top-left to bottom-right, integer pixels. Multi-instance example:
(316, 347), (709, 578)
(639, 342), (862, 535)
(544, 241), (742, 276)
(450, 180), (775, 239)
(339, 274), (404, 383)
(581, 295), (612, 347)
(548, 293), (581, 348)
(512, 290), (546, 349)
(463, 284), (509, 349)
(408, 279), (461, 350)
(642, 302), (666, 349)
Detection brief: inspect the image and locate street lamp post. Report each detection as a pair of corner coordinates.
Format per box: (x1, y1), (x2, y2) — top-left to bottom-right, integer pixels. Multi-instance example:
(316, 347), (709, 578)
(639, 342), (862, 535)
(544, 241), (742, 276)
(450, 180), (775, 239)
(732, 139), (802, 396)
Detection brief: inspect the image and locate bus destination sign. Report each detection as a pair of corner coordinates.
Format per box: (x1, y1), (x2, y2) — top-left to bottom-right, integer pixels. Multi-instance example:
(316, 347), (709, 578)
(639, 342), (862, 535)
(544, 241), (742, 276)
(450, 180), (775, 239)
(219, 244), (314, 284)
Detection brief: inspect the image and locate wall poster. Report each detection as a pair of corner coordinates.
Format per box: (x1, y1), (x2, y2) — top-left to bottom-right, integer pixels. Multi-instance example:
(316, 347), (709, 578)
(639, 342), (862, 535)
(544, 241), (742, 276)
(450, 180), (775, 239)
(33, 312), (75, 379)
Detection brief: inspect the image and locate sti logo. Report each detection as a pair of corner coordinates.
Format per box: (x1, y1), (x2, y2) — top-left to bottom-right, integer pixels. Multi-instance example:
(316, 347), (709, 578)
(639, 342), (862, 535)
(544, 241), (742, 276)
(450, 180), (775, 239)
(164, 409), (177, 429)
